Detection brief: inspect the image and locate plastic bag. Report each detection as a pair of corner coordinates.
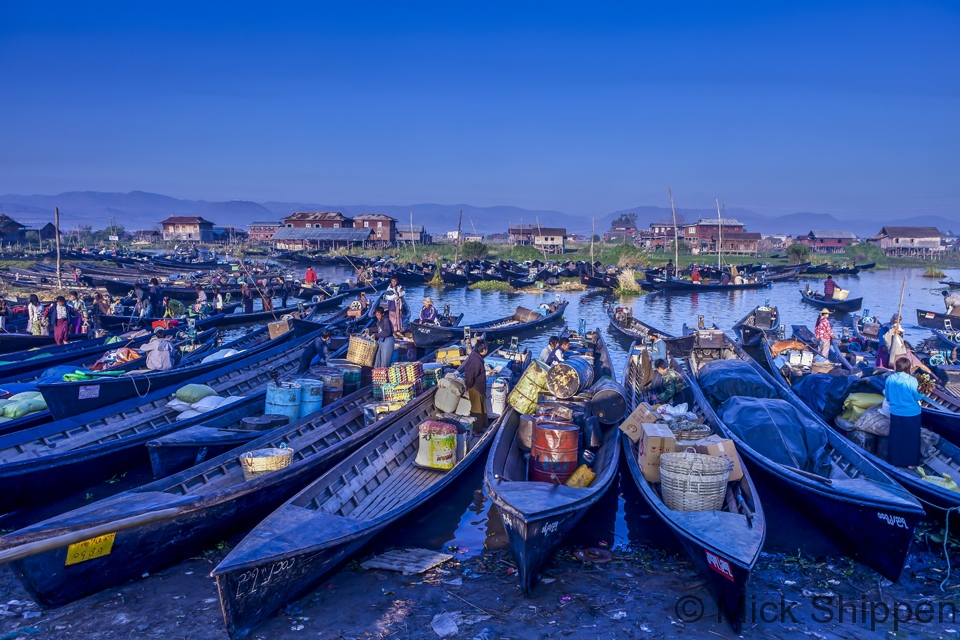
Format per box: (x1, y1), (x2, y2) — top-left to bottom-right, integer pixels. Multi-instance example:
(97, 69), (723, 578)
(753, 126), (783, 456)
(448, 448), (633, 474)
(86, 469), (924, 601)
(840, 393), (885, 423)
(8, 391), (43, 403)
(918, 468), (960, 493)
(201, 349), (240, 364)
(176, 384), (217, 404)
(165, 398), (194, 413)
(176, 409), (202, 422)
(413, 421), (458, 470)
(3, 398), (48, 419)
(697, 360), (778, 408)
(191, 395), (227, 413)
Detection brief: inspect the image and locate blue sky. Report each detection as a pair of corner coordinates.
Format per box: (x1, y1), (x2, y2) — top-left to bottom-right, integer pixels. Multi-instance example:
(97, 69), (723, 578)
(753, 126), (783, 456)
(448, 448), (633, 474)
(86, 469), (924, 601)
(1, 2), (958, 216)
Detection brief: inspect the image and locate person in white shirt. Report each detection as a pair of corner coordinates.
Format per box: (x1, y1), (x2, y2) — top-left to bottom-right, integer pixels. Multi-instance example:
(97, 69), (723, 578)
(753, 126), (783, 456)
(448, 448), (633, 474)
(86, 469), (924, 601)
(140, 328), (176, 371)
(539, 336), (559, 362)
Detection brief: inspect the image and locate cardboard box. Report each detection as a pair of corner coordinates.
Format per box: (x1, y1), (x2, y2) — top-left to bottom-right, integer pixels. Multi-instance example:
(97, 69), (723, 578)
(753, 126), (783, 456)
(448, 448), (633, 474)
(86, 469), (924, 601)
(268, 318), (294, 339)
(695, 434), (743, 481)
(619, 401), (660, 443)
(638, 423), (676, 482)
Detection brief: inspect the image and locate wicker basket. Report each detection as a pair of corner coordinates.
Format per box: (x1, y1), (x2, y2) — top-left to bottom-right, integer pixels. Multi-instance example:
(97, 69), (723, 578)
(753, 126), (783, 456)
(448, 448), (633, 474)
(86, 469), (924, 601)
(668, 420), (712, 441)
(659, 452), (729, 512)
(347, 335), (378, 367)
(240, 447), (295, 481)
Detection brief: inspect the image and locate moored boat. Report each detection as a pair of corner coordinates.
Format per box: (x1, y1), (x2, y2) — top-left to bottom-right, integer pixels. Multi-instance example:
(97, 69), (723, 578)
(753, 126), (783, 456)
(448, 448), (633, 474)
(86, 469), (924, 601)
(405, 301), (568, 346)
(799, 288), (863, 313)
(917, 308), (960, 331)
(732, 305), (779, 347)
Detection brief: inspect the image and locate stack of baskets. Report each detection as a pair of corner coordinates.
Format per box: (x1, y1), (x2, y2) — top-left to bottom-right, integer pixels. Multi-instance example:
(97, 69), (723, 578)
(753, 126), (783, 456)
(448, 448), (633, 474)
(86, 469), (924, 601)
(659, 452), (729, 512)
(423, 364), (444, 389)
(382, 382), (418, 404)
(240, 446), (295, 482)
(388, 362), (424, 385)
(668, 420), (712, 442)
(347, 335), (378, 367)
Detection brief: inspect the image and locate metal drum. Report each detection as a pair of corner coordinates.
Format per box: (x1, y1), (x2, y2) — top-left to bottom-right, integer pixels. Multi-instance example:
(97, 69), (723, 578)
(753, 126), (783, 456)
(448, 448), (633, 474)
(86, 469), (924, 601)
(311, 366), (345, 406)
(530, 420), (580, 484)
(507, 359), (549, 415)
(545, 357), (595, 399)
(294, 378), (325, 417)
(589, 377), (628, 424)
(518, 414), (536, 451)
(265, 382), (301, 422)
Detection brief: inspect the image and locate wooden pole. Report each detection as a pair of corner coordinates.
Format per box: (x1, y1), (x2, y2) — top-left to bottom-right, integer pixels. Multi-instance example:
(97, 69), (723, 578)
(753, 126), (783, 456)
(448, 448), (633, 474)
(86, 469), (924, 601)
(590, 218), (595, 274)
(54, 207), (62, 288)
(715, 198), (723, 271)
(895, 274), (907, 331)
(454, 210), (463, 264)
(535, 217), (548, 261)
(668, 187), (679, 276)
(409, 210), (417, 258)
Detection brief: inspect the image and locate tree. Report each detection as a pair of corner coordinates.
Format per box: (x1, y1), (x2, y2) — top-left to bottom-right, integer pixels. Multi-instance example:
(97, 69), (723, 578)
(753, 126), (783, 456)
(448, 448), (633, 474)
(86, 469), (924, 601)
(460, 241), (488, 260)
(846, 242), (883, 263)
(611, 212), (638, 229)
(592, 234), (601, 242)
(786, 242), (811, 264)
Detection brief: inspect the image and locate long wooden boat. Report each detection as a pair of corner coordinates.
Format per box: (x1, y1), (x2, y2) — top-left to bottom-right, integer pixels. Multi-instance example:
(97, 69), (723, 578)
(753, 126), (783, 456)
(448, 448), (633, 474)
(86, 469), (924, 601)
(917, 308), (960, 331)
(940, 280), (960, 289)
(103, 279), (245, 301)
(620, 342), (764, 631)
(799, 289), (863, 313)
(0, 333), (155, 383)
(212, 381), (506, 638)
(0, 330), (324, 514)
(484, 332), (622, 595)
(96, 302), (242, 331)
(0, 331), (94, 356)
(762, 333), (960, 514)
(406, 301), (568, 346)
(650, 278), (771, 292)
(407, 313), (465, 348)
(732, 305), (779, 347)
(687, 330), (923, 581)
(36, 320), (320, 420)
(144, 338), (357, 478)
(606, 306), (676, 341)
(0, 373), (424, 609)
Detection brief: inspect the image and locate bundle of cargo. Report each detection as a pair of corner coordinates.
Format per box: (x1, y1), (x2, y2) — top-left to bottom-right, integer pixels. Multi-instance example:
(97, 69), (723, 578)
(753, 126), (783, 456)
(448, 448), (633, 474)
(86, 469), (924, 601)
(434, 374), (472, 416)
(436, 345), (466, 366)
(422, 363), (444, 389)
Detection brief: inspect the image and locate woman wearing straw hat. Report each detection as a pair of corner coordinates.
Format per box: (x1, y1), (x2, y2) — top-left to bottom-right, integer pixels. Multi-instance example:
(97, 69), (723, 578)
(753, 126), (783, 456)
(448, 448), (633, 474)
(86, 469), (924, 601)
(419, 296), (439, 324)
(813, 308), (835, 357)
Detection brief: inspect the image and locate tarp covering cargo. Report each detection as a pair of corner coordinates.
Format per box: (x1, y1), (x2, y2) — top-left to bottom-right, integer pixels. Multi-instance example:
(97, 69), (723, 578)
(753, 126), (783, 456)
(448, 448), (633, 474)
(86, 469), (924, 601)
(719, 396), (832, 477)
(697, 359), (778, 407)
(792, 373), (885, 421)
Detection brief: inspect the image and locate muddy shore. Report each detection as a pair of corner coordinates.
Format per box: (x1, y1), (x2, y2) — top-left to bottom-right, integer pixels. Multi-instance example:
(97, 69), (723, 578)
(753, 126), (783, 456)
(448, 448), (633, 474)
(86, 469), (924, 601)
(1, 528), (958, 640)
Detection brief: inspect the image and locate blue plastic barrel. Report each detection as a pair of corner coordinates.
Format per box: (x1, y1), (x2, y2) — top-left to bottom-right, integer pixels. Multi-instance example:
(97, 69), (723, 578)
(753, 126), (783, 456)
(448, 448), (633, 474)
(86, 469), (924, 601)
(265, 382), (301, 422)
(296, 378), (325, 417)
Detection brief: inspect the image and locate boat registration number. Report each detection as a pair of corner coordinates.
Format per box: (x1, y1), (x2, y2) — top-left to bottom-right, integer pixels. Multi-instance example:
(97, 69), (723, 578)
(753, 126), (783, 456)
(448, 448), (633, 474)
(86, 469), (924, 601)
(78, 385), (100, 400)
(705, 550), (735, 582)
(65, 533), (116, 566)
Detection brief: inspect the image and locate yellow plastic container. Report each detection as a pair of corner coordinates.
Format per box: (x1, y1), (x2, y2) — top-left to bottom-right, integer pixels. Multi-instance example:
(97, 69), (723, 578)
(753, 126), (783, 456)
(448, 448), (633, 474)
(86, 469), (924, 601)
(564, 464), (596, 488)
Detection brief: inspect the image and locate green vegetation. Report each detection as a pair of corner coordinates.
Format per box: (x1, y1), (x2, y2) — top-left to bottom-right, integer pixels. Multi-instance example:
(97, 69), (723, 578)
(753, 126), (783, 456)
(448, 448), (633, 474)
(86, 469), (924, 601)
(468, 280), (513, 292)
(786, 243), (811, 264)
(923, 265), (946, 278)
(613, 268), (646, 295)
(460, 241), (488, 260)
(845, 242), (883, 263)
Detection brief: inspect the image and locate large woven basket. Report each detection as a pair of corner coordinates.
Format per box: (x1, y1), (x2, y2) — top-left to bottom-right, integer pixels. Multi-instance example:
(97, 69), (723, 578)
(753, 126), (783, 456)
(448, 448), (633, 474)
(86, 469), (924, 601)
(240, 447), (295, 481)
(659, 452), (729, 512)
(347, 335), (378, 367)
(668, 420), (712, 441)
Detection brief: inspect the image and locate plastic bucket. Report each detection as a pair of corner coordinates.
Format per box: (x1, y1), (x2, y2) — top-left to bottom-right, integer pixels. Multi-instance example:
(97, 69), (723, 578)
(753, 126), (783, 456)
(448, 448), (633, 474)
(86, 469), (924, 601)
(546, 357), (595, 399)
(265, 382), (301, 422)
(294, 378), (325, 417)
(491, 377), (509, 416)
(530, 421), (580, 484)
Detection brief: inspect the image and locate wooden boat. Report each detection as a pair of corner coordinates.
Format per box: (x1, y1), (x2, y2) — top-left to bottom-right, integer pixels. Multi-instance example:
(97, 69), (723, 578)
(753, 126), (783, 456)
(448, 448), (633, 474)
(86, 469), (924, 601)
(0, 381), (417, 608)
(941, 280), (960, 289)
(732, 305), (779, 347)
(762, 333), (960, 514)
(650, 278), (771, 293)
(0, 331), (93, 355)
(0, 330), (324, 514)
(0, 333), (155, 383)
(606, 306), (676, 342)
(103, 279), (245, 301)
(580, 273), (606, 288)
(858, 262), (876, 270)
(765, 268), (799, 282)
(687, 330), (923, 581)
(407, 313), (465, 348)
(799, 288), (863, 313)
(291, 280), (385, 303)
(917, 308), (960, 331)
(36, 319), (320, 420)
(484, 332), (621, 594)
(96, 302), (242, 331)
(212, 383), (506, 638)
(144, 337), (357, 477)
(405, 301), (568, 346)
(619, 342), (764, 631)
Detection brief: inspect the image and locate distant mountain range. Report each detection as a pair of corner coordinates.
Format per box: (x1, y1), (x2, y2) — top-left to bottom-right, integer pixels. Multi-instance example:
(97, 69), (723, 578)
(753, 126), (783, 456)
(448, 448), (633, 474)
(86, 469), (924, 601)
(0, 190), (955, 239)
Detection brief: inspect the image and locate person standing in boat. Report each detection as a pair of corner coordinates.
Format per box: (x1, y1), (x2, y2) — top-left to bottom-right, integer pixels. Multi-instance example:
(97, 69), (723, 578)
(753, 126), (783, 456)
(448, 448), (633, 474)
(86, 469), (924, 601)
(304, 266), (318, 285)
(241, 284), (255, 314)
(358, 291), (370, 312)
(262, 284), (275, 312)
(210, 286), (224, 313)
(133, 283), (151, 320)
(539, 336), (559, 362)
(44, 296), (78, 345)
(646, 330), (667, 363)
(418, 297), (438, 324)
(140, 327), (176, 371)
(885, 321), (909, 365)
(0, 298), (10, 332)
(297, 329), (332, 373)
(458, 338), (489, 436)
(943, 290), (960, 316)
(720, 271), (730, 286)
(278, 277), (290, 308)
(384, 276), (405, 333)
(368, 307), (394, 368)
(884, 357), (924, 467)
(691, 267), (701, 284)
(822, 275), (837, 301)
(148, 278), (164, 317)
(68, 291), (87, 335)
(27, 294), (44, 335)
(665, 259), (675, 279)
(194, 285), (209, 315)
(814, 308), (835, 357)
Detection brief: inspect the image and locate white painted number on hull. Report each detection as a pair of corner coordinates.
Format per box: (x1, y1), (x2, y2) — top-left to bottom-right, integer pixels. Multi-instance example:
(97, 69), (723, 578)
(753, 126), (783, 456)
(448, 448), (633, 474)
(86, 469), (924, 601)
(877, 512), (908, 529)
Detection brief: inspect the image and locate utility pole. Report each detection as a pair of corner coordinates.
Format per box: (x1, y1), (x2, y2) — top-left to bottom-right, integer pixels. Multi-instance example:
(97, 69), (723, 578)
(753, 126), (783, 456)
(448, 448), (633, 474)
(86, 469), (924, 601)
(535, 217), (548, 261)
(590, 218), (595, 273)
(410, 210), (417, 258)
(668, 187), (679, 276)
(454, 210), (463, 264)
(54, 207), (62, 287)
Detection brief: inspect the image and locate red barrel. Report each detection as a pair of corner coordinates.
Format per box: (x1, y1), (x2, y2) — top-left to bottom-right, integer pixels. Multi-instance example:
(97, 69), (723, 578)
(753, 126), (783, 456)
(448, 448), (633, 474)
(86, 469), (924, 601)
(530, 421), (580, 484)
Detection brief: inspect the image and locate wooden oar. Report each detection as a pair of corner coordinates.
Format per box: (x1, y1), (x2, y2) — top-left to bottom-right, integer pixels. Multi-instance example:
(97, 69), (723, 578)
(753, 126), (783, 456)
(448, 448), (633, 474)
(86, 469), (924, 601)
(0, 508), (182, 565)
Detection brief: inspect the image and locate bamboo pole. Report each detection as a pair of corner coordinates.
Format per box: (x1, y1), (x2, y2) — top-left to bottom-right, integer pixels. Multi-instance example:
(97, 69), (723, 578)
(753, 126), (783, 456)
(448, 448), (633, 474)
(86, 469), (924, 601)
(668, 187), (679, 277)
(454, 210), (463, 264)
(895, 274), (907, 331)
(54, 207), (62, 288)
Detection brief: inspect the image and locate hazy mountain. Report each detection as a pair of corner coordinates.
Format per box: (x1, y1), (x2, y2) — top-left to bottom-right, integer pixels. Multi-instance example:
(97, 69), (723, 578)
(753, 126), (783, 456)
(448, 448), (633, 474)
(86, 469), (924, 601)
(0, 190), (955, 238)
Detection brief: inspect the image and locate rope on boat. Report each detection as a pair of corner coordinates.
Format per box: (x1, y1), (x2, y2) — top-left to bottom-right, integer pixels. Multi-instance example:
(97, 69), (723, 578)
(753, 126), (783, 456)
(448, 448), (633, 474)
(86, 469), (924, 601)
(911, 495), (960, 591)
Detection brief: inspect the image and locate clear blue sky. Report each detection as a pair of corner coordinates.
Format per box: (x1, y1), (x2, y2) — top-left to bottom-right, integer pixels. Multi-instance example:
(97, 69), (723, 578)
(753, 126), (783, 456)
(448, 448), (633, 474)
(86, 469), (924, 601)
(1, 2), (958, 217)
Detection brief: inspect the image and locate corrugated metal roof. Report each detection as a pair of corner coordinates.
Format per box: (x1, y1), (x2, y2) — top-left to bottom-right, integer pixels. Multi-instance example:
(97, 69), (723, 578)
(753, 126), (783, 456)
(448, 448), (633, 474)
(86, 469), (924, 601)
(272, 227), (371, 241)
(160, 216), (215, 225)
(809, 230), (857, 239)
(397, 225), (425, 233)
(877, 226), (942, 238)
(353, 213), (397, 221)
(249, 221), (281, 226)
(694, 218), (743, 226)
(282, 212), (349, 222)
